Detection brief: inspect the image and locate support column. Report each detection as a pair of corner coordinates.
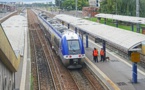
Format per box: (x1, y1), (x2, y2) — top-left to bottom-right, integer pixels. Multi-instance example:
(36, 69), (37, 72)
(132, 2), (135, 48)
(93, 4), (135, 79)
(104, 18), (106, 24)
(131, 52), (140, 83)
(86, 34), (88, 48)
(79, 30), (81, 37)
(75, 27), (77, 33)
(131, 23), (134, 31)
(132, 62), (137, 83)
(136, 24), (140, 33)
(103, 40), (106, 58)
(14, 73), (15, 89)
(81, 31), (84, 42)
(68, 24), (70, 29)
(97, 17), (101, 23)
(136, 0), (140, 33)
(116, 20), (118, 27)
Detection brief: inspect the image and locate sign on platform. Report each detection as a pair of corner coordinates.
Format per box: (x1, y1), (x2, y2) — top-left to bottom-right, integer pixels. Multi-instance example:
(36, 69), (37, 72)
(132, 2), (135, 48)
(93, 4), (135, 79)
(131, 52), (140, 62)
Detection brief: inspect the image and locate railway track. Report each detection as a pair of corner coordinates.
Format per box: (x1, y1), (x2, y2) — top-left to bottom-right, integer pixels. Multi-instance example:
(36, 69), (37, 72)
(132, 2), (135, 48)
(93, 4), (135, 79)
(28, 9), (107, 90)
(69, 67), (105, 90)
(28, 9), (55, 90)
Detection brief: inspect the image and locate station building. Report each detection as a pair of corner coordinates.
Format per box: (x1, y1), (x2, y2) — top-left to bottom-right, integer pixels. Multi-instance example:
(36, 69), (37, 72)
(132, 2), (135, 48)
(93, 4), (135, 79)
(0, 3), (16, 13)
(83, 0), (102, 17)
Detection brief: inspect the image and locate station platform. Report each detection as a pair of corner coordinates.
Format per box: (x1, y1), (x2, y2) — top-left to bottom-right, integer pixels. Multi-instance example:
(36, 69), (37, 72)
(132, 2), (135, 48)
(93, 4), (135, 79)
(84, 39), (145, 90)
(1, 10), (30, 90)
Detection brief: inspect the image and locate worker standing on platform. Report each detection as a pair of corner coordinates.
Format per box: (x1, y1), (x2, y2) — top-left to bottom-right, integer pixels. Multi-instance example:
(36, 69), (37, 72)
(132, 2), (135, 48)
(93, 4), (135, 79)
(93, 48), (98, 62)
(100, 48), (105, 62)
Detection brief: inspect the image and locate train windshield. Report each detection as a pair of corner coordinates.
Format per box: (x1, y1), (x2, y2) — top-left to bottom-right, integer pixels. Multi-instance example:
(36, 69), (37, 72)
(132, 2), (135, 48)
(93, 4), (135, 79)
(67, 40), (81, 54)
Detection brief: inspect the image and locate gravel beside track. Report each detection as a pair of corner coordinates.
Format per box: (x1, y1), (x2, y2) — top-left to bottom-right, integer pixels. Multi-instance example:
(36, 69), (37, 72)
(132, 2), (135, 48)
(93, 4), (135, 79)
(28, 9), (55, 90)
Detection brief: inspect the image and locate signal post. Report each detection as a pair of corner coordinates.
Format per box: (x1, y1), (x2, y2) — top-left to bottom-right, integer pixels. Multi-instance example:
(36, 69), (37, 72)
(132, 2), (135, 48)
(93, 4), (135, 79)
(131, 52), (140, 83)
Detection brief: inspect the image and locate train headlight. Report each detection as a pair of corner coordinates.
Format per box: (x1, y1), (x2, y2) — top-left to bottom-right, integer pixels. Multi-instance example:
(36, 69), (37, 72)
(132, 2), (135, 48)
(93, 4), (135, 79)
(79, 54), (81, 57)
(69, 55), (72, 58)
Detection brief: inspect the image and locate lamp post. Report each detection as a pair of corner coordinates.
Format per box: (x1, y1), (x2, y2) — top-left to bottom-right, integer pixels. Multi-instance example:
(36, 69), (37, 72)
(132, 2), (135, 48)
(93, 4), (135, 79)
(59, 0), (61, 8)
(116, 0), (117, 14)
(136, 0), (140, 33)
(75, 0), (77, 17)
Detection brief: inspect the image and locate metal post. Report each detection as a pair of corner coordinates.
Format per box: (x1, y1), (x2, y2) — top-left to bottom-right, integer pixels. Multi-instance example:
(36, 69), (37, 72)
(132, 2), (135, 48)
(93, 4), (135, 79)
(136, 0), (140, 33)
(86, 34), (88, 48)
(75, 0), (78, 17)
(97, 17), (101, 23)
(132, 62), (137, 83)
(103, 40), (106, 58)
(59, 0), (61, 8)
(131, 23), (134, 31)
(68, 24), (69, 29)
(116, 20), (118, 27)
(104, 18), (106, 24)
(75, 27), (77, 33)
(82, 31), (83, 42)
(116, 0), (117, 15)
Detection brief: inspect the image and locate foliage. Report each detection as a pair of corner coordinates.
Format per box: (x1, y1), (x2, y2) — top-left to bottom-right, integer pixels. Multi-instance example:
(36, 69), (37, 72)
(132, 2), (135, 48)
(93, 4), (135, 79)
(60, 0), (89, 10)
(100, 0), (145, 17)
(55, 0), (65, 8)
(85, 17), (145, 33)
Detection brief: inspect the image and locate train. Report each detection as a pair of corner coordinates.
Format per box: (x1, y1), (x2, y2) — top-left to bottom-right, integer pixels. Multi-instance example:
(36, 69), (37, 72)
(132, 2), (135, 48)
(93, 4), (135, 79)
(37, 13), (85, 69)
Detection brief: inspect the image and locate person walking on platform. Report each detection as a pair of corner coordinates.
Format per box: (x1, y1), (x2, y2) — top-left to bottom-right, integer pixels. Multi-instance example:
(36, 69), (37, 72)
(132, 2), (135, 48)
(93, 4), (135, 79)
(93, 48), (98, 62)
(100, 48), (105, 62)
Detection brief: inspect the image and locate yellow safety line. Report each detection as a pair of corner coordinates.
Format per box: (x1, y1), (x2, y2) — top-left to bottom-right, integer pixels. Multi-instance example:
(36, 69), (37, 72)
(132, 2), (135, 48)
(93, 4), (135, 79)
(85, 57), (120, 90)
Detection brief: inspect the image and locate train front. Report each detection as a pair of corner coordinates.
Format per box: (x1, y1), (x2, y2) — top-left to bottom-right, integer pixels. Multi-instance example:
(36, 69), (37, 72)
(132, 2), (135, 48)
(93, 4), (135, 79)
(61, 32), (85, 69)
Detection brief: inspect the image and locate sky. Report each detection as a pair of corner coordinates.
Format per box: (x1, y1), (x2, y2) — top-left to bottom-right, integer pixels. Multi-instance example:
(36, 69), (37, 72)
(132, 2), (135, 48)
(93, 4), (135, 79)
(0, 0), (55, 4)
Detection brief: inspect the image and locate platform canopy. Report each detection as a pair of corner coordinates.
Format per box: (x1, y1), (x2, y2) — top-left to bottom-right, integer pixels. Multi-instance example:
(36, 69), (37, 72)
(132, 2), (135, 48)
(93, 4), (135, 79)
(95, 13), (145, 24)
(55, 14), (145, 53)
(2, 14), (27, 56)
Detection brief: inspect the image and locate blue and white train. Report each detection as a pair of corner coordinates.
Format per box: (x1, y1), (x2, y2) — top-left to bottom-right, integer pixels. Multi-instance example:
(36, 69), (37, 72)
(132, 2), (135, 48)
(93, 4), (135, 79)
(38, 13), (85, 69)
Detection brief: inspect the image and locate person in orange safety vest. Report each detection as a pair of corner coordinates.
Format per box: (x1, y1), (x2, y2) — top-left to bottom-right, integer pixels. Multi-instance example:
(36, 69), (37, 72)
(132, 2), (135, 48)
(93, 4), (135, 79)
(93, 48), (98, 62)
(100, 48), (105, 62)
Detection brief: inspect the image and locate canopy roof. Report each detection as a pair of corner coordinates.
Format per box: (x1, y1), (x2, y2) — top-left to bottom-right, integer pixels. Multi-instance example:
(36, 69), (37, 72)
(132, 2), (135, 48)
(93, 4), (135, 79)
(55, 14), (145, 52)
(95, 13), (145, 24)
(2, 15), (27, 56)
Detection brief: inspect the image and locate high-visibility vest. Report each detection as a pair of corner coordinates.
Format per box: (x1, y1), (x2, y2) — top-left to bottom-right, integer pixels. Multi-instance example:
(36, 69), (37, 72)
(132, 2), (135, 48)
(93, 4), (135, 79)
(100, 50), (104, 56)
(93, 50), (98, 56)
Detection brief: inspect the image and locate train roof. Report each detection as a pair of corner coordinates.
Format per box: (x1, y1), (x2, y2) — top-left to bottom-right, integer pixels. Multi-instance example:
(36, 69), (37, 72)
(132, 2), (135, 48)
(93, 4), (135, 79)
(63, 31), (79, 40)
(52, 24), (68, 33)
(39, 13), (78, 38)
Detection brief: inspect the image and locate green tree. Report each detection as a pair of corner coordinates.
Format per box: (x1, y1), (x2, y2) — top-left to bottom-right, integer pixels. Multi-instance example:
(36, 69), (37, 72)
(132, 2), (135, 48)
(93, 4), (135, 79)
(55, 0), (65, 8)
(100, 0), (145, 17)
(61, 0), (89, 10)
